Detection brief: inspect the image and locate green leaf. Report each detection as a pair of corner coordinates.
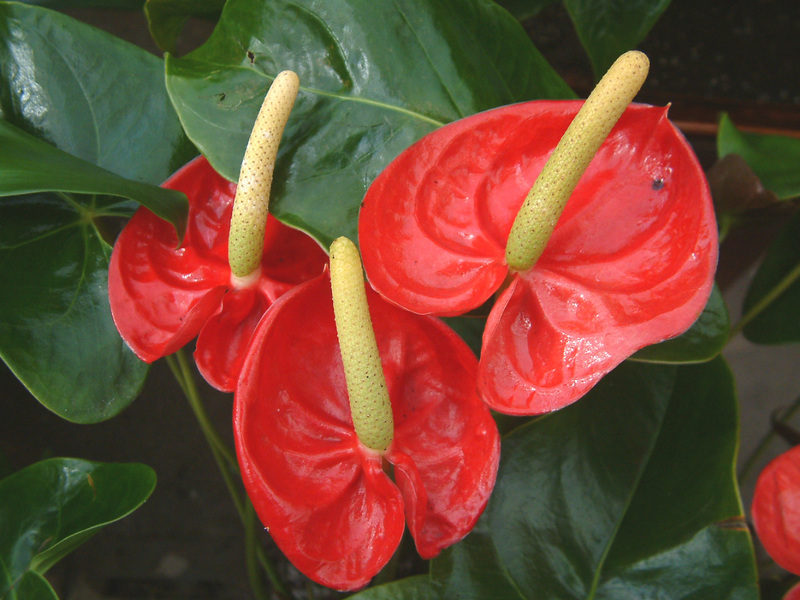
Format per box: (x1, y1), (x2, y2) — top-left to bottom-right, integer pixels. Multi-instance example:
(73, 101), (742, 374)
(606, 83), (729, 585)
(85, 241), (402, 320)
(0, 458), (156, 599)
(14, 0), (142, 7)
(165, 0), (573, 247)
(0, 121), (188, 236)
(717, 112), (800, 200)
(0, 3), (195, 421)
(0, 191), (150, 423)
(494, 0), (558, 22)
(0, 2), (195, 184)
(145, 0), (223, 54)
(562, 0), (672, 79)
(348, 576), (441, 600)
(631, 284), (729, 363)
(6, 572), (57, 600)
(742, 208), (800, 344)
(433, 358), (757, 599)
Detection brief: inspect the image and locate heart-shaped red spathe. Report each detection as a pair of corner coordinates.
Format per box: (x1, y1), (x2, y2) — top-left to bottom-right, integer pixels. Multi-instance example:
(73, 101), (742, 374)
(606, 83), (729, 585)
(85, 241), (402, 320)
(752, 445), (800, 576)
(359, 101), (718, 415)
(108, 155), (327, 391)
(233, 270), (500, 591)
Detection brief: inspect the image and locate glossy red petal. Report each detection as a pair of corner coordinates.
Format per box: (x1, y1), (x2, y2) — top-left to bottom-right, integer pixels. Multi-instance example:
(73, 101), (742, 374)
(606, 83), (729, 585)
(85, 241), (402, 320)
(752, 445), (800, 576)
(785, 582), (800, 600)
(234, 274), (405, 590)
(109, 156), (327, 380)
(234, 271), (499, 589)
(371, 294), (500, 558)
(109, 157), (233, 361)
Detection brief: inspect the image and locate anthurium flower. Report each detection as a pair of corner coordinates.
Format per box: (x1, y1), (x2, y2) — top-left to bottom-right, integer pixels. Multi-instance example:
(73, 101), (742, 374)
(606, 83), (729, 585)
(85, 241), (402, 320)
(233, 238), (500, 591)
(359, 52), (717, 415)
(752, 444), (800, 576)
(108, 155), (326, 390)
(109, 71), (327, 391)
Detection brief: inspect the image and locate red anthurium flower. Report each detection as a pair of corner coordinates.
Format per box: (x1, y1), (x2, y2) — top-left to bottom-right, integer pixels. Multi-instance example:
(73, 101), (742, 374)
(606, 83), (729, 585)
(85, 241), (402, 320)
(785, 582), (800, 600)
(359, 100), (717, 415)
(233, 261), (500, 590)
(109, 155), (327, 391)
(752, 444), (800, 576)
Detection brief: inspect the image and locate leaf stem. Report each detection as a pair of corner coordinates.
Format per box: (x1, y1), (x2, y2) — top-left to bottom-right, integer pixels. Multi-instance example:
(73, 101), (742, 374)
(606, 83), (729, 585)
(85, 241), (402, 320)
(165, 350), (293, 600)
(730, 259), (800, 337)
(738, 392), (800, 485)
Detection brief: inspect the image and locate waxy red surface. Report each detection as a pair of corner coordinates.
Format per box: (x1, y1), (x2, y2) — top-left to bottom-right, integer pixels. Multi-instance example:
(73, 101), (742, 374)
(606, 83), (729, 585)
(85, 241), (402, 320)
(109, 156), (327, 391)
(233, 271), (500, 590)
(360, 101), (718, 414)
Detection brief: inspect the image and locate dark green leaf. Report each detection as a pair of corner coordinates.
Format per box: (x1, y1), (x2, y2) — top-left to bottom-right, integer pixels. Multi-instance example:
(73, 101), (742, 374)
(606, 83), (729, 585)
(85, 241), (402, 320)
(717, 113), (800, 201)
(0, 121), (188, 236)
(348, 576), (441, 600)
(631, 284), (729, 363)
(494, 0), (558, 22)
(0, 2), (195, 185)
(145, 0), (223, 54)
(562, 0), (672, 79)
(13, 1), (142, 7)
(0, 192), (149, 423)
(6, 572), (58, 600)
(166, 0), (573, 247)
(0, 3), (194, 421)
(742, 208), (800, 344)
(0, 458), (156, 599)
(433, 358), (757, 599)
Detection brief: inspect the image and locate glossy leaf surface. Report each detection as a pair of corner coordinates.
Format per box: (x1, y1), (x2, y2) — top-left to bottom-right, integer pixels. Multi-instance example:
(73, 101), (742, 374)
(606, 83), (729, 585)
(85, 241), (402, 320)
(0, 3), (194, 422)
(563, 0), (672, 79)
(432, 358), (758, 599)
(718, 113), (800, 200)
(234, 271), (499, 590)
(109, 156), (327, 392)
(360, 102), (717, 414)
(752, 445), (800, 576)
(165, 0), (573, 247)
(347, 575), (440, 600)
(0, 458), (156, 599)
(742, 209), (800, 344)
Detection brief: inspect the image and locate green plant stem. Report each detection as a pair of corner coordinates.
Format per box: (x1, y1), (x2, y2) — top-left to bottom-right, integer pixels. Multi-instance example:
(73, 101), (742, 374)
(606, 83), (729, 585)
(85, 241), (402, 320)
(165, 350), (292, 600)
(738, 392), (800, 485)
(730, 260), (800, 338)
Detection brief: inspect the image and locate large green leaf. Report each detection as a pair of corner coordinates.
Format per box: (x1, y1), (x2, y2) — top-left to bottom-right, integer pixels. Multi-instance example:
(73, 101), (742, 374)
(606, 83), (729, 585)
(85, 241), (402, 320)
(348, 575), (441, 600)
(494, 0), (558, 22)
(563, 0), (672, 79)
(165, 0), (574, 247)
(0, 3), (195, 422)
(0, 120), (187, 235)
(432, 358), (757, 599)
(0, 458), (156, 599)
(742, 208), (800, 344)
(631, 283), (729, 363)
(717, 112), (800, 201)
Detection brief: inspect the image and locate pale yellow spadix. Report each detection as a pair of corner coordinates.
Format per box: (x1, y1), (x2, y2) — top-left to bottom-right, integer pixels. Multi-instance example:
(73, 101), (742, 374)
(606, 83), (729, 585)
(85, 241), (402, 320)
(228, 70), (299, 278)
(504, 50), (650, 272)
(330, 237), (394, 452)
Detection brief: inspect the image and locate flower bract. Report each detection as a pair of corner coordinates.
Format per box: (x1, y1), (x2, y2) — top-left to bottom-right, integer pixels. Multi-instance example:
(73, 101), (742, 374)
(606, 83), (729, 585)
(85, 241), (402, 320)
(752, 444), (800, 576)
(233, 270), (500, 590)
(108, 155), (327, 391)
(359, 101), (718, 415)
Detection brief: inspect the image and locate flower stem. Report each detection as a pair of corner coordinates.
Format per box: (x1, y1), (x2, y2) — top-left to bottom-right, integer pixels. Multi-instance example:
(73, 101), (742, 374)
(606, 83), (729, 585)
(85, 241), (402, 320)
(228, 70), (299, 278)
(730, 259), (800, 338)
(504, 50), (649, 271)
(738, 392), (800, 485)
(165, 350), (293, 600)
(329, 237), (394, 452)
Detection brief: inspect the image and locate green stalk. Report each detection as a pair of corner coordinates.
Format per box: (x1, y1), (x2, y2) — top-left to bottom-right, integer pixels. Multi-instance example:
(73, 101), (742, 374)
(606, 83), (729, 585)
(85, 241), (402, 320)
(165, 350), (292, 599)
(738, 392), (800, 485)
(730, 260), (800, 337)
